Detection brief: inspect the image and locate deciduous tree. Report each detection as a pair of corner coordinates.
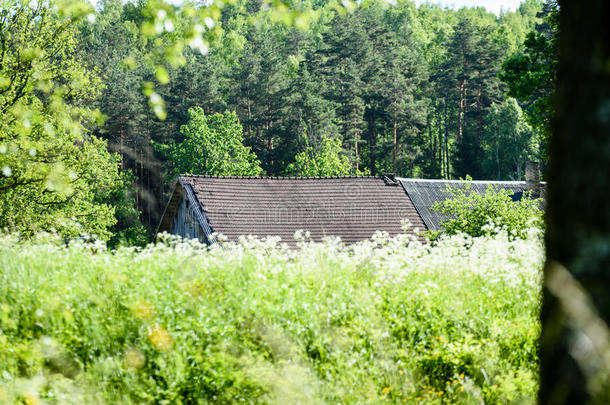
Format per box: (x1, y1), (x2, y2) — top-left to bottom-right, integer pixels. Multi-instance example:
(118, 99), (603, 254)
(286, 134), (351, 177)
(153, 107), (263, 177)
(0, 0), (123, 240)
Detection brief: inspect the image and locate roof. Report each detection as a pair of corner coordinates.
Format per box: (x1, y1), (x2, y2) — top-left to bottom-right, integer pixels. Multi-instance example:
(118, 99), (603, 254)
(398, 178), (545, 231)
(160, 175), (427, 244)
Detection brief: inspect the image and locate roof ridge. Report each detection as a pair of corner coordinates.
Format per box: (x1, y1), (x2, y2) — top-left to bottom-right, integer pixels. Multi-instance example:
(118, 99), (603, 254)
(178, 174), (380, 180)
(178, 174), (547, 184)
(397, 177), (548, 184)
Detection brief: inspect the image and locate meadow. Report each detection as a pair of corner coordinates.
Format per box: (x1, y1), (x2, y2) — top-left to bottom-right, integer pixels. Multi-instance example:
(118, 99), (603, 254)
(0, 230), (543, 404)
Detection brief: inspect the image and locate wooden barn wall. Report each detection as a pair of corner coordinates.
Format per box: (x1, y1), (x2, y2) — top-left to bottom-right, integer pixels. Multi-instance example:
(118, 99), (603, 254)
(170, 195), (204, 241)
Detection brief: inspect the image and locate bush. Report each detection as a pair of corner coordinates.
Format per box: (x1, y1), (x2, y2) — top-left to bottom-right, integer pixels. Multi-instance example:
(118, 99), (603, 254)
(0, 231), (542, 404)
(431, 178), (544, 239)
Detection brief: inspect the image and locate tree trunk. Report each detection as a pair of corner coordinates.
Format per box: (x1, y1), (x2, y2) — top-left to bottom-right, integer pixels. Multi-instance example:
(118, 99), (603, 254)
(437, 110), (442, 176)
(457, 78), (467, 144)
(139, 146), (143, 209)
(353, 106), (359, 173)
(476, 81), (483, 144)
(495, 130), (500, 180)
(429, 116), (435, 175)
(247, 88), (252, 139)
(119, 116), (124, 171)
(368, 114), (376, 176)
(541, 2), (610, 403)
(266, 103), (271, 130)
(444, 99), (450, 179)
(393, 111), (397, 172)
(146, 113), (151, 226)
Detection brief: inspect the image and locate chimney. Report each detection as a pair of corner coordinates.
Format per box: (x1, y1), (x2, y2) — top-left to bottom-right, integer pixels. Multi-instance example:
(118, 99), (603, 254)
(382, 173), (399, 186)
(525, 161), (540, 198)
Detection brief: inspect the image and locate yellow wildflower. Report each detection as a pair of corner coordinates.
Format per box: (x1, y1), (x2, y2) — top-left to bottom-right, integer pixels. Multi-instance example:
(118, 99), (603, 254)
(131, 300), (155, 320)
(125, 348), (146, 369)
(148, 324), (173, 351)
(23, 394), (40, 405)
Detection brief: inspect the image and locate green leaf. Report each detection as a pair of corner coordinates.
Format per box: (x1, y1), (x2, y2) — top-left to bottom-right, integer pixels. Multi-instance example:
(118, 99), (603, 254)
(155, 66), (170, 84)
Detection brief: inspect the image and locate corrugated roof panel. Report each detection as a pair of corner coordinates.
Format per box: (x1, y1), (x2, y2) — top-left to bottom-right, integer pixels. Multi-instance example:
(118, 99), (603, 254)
(398, 178), (541, 231)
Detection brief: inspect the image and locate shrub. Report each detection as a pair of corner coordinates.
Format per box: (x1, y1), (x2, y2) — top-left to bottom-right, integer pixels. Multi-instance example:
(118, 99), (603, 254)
(431, 178), (544, 239)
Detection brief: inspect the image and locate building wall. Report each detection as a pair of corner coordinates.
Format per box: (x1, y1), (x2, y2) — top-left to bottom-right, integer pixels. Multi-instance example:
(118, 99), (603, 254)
(170, 196), (204, 241)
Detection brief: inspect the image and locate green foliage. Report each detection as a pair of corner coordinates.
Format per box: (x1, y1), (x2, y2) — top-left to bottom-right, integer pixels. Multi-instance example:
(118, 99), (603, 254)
(0, 0), (123, 240)
(104, 172), (150, 248)
(500, 0), (558, 140)
(0, 231), (542, 404)
(75, 0), (548, 238)
(0, 0), (550, 243)
(286, 135), (351, 176)
(121, 0), (329, 120)
(483, 98), (539, 180)
(154, 107), (263, 177)
(441, 14), (505, 179)
(431, 178), (543, 239)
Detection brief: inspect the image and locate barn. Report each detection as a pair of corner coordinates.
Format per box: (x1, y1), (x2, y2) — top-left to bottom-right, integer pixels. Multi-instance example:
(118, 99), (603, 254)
(157, 171), (543, 245)
(157, 175), (426, 244)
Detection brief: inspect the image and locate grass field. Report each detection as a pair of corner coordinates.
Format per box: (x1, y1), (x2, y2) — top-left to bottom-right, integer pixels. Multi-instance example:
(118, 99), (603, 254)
(0, 230), (543, 404)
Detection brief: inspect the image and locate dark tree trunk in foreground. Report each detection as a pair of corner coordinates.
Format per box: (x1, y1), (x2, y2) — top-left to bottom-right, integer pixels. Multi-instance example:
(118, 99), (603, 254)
(541, 1), (610, 404)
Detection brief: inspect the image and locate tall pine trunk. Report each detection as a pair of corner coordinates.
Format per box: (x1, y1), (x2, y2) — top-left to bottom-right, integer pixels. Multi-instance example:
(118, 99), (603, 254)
(476, 80), (483, 144)
(393, 110), (397, 172)
(145, 112), (151, 226)
(246, 88), (252, 140)
(495, 131), (500, 180)
(444, 98), (450, 179)
(368, 114), (376, 176)
(437, 108), (443, 177)
(353, 106), (359, 173)
(457, 78), (467, 143)
(119, 116), (124, 171)
(541, 1), (610, 403)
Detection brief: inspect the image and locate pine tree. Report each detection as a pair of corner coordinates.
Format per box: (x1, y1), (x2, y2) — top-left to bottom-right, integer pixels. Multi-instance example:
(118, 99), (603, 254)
(316, 9), (368, 174)
(437, 14), (505, 179)
(227, 21), (290, 174)
(382, 19), (429, 176)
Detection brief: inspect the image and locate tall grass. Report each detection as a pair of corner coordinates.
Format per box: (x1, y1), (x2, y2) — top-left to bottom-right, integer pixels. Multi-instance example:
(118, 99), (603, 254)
(0, 230), (543, 404)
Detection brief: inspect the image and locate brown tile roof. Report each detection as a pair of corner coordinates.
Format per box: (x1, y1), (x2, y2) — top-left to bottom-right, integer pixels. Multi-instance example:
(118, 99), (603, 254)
(176, 175), (427, 244)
